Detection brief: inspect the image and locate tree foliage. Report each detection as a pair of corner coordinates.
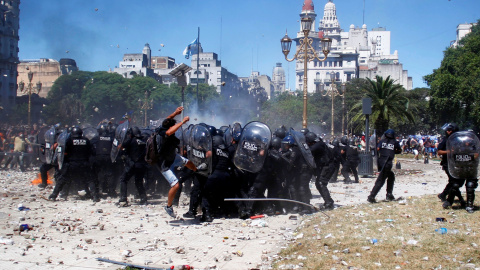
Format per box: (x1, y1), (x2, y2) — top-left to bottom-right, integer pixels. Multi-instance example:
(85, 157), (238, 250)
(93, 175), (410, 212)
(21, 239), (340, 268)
(349, 76), (414, 135)
(424, 20), (480, 131)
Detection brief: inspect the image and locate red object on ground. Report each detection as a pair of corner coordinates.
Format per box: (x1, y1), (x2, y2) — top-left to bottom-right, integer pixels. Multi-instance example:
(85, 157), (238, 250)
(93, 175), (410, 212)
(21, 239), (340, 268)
(250, 215), (265, 219)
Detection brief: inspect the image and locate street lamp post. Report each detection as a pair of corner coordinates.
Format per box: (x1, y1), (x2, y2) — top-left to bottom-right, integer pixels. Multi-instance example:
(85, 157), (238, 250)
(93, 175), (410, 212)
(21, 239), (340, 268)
(280, 17), (332, 129)
(138, 90), (153, 127)
(169, 63), (192, 119)
(18, 67), (42, 126)
(322, 72), (345, 136)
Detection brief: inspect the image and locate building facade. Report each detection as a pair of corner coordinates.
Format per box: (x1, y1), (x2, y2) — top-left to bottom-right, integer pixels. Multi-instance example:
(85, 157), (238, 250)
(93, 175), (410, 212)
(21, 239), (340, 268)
(17, 58), (78, 98)
(452, 23), (476, 47)
(294, 0), (412, 92)
(188, 51), (242, 93)
(0, 0), (20, 112)
(272, 63), (286, 95)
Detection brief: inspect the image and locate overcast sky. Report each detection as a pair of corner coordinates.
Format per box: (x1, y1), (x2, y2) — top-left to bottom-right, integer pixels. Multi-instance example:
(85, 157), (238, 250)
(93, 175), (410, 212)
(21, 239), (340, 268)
(18, 0), (480, 90)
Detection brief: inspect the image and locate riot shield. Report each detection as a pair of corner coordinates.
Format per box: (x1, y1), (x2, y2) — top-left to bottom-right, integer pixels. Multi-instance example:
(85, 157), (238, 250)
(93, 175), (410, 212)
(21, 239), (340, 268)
(223, 126), (233, 147)
(447, 131), (480, 179)
(110, 121), (129, 162)
(83, 127), (99, 141)
(44, 127), (56, 164)
(56, 130), (68, 169)
(175, 126), (184, 155)
(35, 126), (49, 164)
(187, 124), (212, 177)
(290, 128), (316, 169)
(183, 125), (194, 157)
(233, 121), (271, 173)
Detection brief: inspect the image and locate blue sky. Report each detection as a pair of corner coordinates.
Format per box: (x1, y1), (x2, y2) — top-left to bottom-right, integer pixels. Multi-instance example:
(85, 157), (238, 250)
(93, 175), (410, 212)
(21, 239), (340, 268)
(19, 0), (480, 90)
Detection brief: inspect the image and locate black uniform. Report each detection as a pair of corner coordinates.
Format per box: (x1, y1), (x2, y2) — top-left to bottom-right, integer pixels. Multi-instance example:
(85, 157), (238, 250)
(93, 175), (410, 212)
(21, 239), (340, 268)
(329, 142), (342, 182)
(310, 139), (335, 209)
(201, 136), (233, 221)
(92, 131), (117, 196)
(118, 134), (148, 204)
(368, 137), (401, 201)
(341, 144), (360, 183)
(49, 135), (96, 201)
(437, 136), (465, 205)
(244, 147), (283, 216)
(280, 145), (303, 212)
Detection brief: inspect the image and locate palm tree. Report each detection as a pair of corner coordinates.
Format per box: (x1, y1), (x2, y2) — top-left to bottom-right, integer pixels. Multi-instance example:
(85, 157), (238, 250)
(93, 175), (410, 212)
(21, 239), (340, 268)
(349, 75), (414, 135)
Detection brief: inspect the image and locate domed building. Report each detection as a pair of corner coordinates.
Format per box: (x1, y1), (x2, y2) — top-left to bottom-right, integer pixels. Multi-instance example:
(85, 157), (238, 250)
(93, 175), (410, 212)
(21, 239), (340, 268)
(272, 63), (286, 94)
(292, 0), (412, 92)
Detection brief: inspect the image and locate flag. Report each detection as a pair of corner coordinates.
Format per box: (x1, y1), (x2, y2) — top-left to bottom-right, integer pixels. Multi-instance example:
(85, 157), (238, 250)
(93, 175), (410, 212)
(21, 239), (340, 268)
(183, 38), (199, 59)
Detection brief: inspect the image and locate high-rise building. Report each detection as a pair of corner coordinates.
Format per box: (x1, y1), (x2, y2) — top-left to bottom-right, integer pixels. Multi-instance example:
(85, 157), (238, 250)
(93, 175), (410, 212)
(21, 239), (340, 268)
(294, 0), (412, 91)
(0, 0), (20, 112)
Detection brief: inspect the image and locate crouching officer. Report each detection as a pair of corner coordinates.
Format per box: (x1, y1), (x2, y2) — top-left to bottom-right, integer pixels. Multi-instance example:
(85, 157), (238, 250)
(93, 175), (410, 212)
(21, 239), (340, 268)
(367, 129), (401, 203)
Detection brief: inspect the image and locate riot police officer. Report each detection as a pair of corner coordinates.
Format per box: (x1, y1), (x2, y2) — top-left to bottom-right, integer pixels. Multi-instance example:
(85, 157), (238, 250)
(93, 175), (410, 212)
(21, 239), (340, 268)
(117, 126), (148, 206)
(367, 129), (402, 203)
(340, 137), (360, 184)
(279, 135), (305, 213)
(49, 126), (97, 201)
(201, 135), (233, 222)
(329, 138), (342, 183)
(38, 126), (60, 189)
(306, 132), (335, 210)
(243, 136), (283, 216)
(437, 123), (465, 206)
(93, 123), (117, 197)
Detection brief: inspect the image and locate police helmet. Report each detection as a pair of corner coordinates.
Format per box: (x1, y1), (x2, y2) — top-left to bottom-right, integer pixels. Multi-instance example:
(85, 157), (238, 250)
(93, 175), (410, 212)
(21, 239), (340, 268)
(340, 136), (348, 145)
(384, 129), (395, 139)
(349, 138), (356, 146)
(274, 127), (287, 139)
(332, 139), (339, 147)
(131, 126), (142, 138)
(212, 135), (226, 150)
(108, 123), (118, 134)
(305, 132), (317, 144)
(233, 131), (242, 142)
(282, 135), (295, 146)
(271, 137), (282, 149)
(97, 124), (108, 135)
(300, 128), (310, 135)
(207, 125), (217, 136)
(442, 123), (459, 133)
(216, 129), (224, 137)
(71, 126), (83, 138)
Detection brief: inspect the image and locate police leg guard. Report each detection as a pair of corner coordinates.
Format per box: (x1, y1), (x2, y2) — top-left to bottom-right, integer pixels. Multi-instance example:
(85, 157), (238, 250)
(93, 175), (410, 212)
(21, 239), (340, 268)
(386, 171), (395, 197)
(466, 180), (478, 212)
(318, 182), (334, 210)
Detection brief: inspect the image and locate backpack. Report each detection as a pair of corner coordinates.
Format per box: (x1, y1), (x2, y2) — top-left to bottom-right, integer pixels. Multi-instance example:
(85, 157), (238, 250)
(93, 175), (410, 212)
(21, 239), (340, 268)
(145, 132), (164, 165)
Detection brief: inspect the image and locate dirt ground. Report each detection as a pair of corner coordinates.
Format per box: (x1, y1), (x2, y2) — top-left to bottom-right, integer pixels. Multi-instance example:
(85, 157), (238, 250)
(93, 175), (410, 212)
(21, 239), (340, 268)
(0, 156), (448, 270)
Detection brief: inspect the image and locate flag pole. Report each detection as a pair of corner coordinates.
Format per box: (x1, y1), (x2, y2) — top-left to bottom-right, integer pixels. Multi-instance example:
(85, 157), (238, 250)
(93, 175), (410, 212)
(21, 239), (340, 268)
(196, 27), (200, 111)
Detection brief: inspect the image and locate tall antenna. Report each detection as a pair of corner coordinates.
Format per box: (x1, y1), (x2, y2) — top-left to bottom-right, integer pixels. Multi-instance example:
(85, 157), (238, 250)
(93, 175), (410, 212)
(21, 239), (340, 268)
(220, 17), (222, 60)
(363, 0), (365, 25)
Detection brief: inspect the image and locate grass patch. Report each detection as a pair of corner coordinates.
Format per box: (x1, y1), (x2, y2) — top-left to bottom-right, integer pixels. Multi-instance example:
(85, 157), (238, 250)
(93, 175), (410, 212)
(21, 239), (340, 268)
(273, 194), (480, 269)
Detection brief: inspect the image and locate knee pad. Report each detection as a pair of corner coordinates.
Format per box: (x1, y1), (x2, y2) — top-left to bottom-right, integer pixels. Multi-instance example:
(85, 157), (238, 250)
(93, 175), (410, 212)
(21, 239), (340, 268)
(466, 180), (478, 189)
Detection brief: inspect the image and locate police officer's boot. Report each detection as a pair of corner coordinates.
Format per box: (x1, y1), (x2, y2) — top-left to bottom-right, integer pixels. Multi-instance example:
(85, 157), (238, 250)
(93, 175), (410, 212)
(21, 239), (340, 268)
(386, 176), (395, 201)
(318, 184), (334, 211)
(201, 208), (213, 222)
(465, 181), (477, 213)
(443, 189), (455, 209)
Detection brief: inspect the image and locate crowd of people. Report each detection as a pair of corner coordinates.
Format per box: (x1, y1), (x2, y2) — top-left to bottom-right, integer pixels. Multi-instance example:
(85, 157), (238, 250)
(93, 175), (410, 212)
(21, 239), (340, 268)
(1, 114), (477, 221)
